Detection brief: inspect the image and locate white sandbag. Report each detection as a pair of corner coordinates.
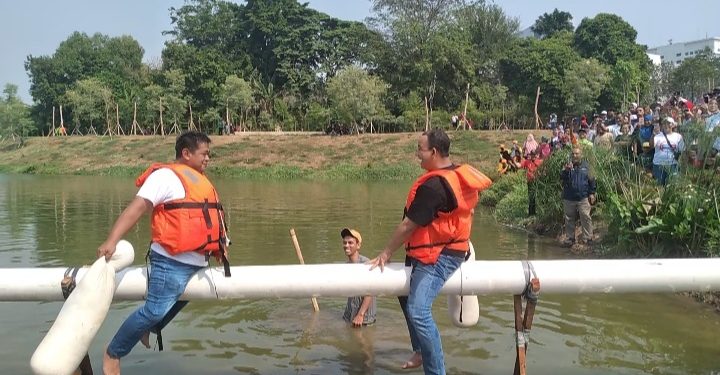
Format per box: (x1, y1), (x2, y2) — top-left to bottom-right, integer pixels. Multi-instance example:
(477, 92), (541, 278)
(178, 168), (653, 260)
(30, 240), (134, 375)
(448, 241), (480, 327)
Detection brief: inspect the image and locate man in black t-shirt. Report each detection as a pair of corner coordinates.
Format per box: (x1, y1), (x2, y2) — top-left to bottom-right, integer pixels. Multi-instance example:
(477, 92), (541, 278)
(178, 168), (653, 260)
(369, 128), (491, 374)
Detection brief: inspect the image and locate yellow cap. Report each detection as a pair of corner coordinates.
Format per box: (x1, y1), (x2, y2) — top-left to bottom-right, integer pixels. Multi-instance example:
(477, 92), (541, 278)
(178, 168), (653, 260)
(340, 228), (362, 244)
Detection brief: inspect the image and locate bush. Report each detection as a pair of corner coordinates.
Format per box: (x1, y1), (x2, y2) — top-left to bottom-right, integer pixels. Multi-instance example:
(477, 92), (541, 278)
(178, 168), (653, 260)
(480, 171), (524, 207)
(494, 182), (528, 223)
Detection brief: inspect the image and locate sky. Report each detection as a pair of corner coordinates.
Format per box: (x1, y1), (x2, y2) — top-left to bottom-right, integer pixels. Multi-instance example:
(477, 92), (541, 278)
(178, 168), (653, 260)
(1, 0), (719, 103)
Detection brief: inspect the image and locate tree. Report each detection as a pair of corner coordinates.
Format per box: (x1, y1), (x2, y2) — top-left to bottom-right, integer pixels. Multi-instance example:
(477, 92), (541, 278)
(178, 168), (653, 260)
(531, 9), (573, 39)
(218, 75), (253, 129)
(669, 52), (719, 100)
(564, 59), (609, 115)
(647, 62), (674, 103)
(574, 14), (651, 109)
(0, 84), (34, 137)
(64, 78), (113, 131)
(499, 31), (580, 116)
(327, 66), (387, 130)
(368, 0), (469, 109)
(25, 32), (147, 130)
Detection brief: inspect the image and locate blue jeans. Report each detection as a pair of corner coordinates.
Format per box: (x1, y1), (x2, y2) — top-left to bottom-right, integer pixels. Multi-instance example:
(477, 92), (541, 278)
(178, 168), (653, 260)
(652, 163), (677, 186)
(399, 254), (463, 375)
(107, 251), (202, 358)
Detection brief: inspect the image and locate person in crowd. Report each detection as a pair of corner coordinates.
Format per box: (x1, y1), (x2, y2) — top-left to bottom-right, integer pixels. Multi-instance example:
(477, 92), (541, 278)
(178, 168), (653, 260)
(607, 114), (622, 138)
(548, 113), (558, 129)
(652, 117), (685, 186)
(499, 144), (517, 172)
(97, 131), (230, 375)
(523, 133), (539, 158)
(368, 128), (492, 374)
(538, 136), (552, 159)
(561, 147), (596, 247)
(510, 140), (523, 163)
(704, 99), (720, 157)
(593, 124), (614, 150)
(635, 115), (656, 172)
(577, 128), (593, 147)
(341, 228), (377, 327)
(516, 150), (543, 215)
(614, 123), (634, 160)
(497, 158), (509, 175)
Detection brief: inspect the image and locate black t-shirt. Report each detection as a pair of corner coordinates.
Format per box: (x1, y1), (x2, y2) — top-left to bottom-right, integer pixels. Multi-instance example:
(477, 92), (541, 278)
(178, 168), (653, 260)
(405, 167), (459, 227)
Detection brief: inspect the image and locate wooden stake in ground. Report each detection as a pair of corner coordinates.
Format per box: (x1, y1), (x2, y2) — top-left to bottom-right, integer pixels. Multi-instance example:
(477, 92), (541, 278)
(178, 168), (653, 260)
(424, 96), (429, 132)
(289, 228), (319, 312)
(533, 86), (543, 130)
(49, 106), (56, 137)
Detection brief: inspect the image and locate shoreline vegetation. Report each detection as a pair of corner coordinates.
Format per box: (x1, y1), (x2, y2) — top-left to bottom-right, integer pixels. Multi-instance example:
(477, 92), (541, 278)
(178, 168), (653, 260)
(0, 130), (522, 180)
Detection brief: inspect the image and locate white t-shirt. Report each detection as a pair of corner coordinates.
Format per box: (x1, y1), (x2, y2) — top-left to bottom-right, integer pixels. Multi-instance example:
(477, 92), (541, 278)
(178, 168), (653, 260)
(607, 124), (621, 138)
(652, 132), (684, 166)
(137, 168), (208, 266)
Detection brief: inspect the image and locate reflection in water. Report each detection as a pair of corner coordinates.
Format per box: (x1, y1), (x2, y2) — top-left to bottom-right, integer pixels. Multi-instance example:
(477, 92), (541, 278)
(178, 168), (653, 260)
(0, 174), (719, 374)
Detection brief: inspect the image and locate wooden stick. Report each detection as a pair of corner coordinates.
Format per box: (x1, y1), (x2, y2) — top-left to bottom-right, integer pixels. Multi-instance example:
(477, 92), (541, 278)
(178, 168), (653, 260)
(513, 294), (527, 375)
(290, 228), (319, 312)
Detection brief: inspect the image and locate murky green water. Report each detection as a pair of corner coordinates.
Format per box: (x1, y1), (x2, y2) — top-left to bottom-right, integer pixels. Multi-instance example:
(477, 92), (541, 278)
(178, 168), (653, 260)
(0, 174), (718, 374)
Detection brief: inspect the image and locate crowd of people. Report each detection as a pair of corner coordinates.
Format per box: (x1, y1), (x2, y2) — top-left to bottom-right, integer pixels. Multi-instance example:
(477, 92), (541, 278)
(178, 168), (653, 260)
(495, 93), (720, 247)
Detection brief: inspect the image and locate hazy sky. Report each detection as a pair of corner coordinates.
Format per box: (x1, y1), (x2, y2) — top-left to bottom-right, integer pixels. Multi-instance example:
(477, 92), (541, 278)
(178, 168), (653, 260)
(2, 0), (719, 102)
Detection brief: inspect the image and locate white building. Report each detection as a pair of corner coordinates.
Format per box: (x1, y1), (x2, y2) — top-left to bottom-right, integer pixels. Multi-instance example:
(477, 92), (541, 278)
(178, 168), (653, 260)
(647, 37), (720, 66)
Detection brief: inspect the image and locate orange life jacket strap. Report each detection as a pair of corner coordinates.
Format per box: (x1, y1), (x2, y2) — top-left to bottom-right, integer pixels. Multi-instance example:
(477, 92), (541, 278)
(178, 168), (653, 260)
(405, 238), (467, 250)
(162, 202), (222, 210)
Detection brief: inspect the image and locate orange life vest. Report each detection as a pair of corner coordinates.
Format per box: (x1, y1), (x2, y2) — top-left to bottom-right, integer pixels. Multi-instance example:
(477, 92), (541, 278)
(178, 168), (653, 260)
(136, 163), (229, 262)
(404, 164), (492, 264)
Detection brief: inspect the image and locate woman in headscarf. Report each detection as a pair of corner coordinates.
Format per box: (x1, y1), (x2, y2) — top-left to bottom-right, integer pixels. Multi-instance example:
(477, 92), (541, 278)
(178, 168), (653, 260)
(523, 133), (538, 158)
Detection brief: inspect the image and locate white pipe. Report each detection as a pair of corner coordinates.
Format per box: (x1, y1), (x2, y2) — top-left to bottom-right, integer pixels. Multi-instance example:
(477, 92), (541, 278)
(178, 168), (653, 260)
(2, 258), (720, 302)
(30, 240), (135, 375)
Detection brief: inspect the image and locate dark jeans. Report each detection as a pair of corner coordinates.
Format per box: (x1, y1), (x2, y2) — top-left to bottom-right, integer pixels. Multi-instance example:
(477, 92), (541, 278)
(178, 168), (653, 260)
(527, 180), (537, 216)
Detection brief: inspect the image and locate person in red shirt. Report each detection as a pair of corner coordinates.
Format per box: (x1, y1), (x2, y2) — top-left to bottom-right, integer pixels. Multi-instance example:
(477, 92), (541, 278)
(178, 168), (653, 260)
(515, 150), (543, 216)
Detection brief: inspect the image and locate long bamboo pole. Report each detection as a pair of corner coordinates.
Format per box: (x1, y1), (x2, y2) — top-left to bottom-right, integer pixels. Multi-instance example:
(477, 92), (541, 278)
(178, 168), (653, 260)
(290, 228), (319, 312)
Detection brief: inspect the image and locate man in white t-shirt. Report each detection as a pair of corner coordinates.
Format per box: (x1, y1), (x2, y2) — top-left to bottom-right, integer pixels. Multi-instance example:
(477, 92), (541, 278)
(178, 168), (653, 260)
(97, 131), (229, 375)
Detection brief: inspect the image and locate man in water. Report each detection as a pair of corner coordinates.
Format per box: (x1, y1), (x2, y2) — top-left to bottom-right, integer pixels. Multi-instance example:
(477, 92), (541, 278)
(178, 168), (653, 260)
(341, 228), (376, 327)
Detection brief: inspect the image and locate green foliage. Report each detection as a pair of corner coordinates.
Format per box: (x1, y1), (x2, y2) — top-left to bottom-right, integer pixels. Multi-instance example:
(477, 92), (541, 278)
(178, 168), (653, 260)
(64, 78), (113, 129)
(493, 181), (528, 223)
(327, 66), (387, 126)
(564, 59), (609, 115)
(218, 74), (253, 127)
(0, 84), (34, 137)
(500, 32), (580, 115)
(480, 171), (524, 208)
(573, 13), (651, 110)
(25, 32), (147, 131)
(531, 8), (573, 39)
(669, 51), (720, 99)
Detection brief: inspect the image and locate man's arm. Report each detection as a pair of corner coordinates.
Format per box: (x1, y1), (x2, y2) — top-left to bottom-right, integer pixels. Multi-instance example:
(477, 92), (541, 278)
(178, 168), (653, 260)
(351, 295), (374, 327)
(97, 196), (153, 260)
(368, 217), (419, 272)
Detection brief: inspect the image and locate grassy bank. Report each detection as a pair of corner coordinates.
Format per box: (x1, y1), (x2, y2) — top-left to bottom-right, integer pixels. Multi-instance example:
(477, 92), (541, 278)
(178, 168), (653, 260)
(0, 130), (542, 180)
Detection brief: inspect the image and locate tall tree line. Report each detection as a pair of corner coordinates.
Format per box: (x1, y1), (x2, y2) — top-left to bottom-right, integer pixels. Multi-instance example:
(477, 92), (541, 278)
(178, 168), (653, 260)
(15, 0), (720, 136)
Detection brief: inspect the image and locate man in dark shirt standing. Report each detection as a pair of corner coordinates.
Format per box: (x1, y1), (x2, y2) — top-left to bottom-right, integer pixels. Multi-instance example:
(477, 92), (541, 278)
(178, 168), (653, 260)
(561, 147), (596, 246)
(369, 128), (492, 374)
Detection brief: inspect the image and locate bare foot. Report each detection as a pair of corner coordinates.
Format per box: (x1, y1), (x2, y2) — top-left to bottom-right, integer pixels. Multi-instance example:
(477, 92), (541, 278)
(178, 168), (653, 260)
(102, 347), (120, 375)
(401, 351), (422, 369)
(140, 331), (151, 349)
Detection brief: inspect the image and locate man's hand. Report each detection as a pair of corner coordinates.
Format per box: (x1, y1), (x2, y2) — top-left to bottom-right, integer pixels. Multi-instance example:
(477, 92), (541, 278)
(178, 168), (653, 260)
(368, 250), (392, 272)
(97, 240), (118, 261)
(352, 313), (365, 327)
